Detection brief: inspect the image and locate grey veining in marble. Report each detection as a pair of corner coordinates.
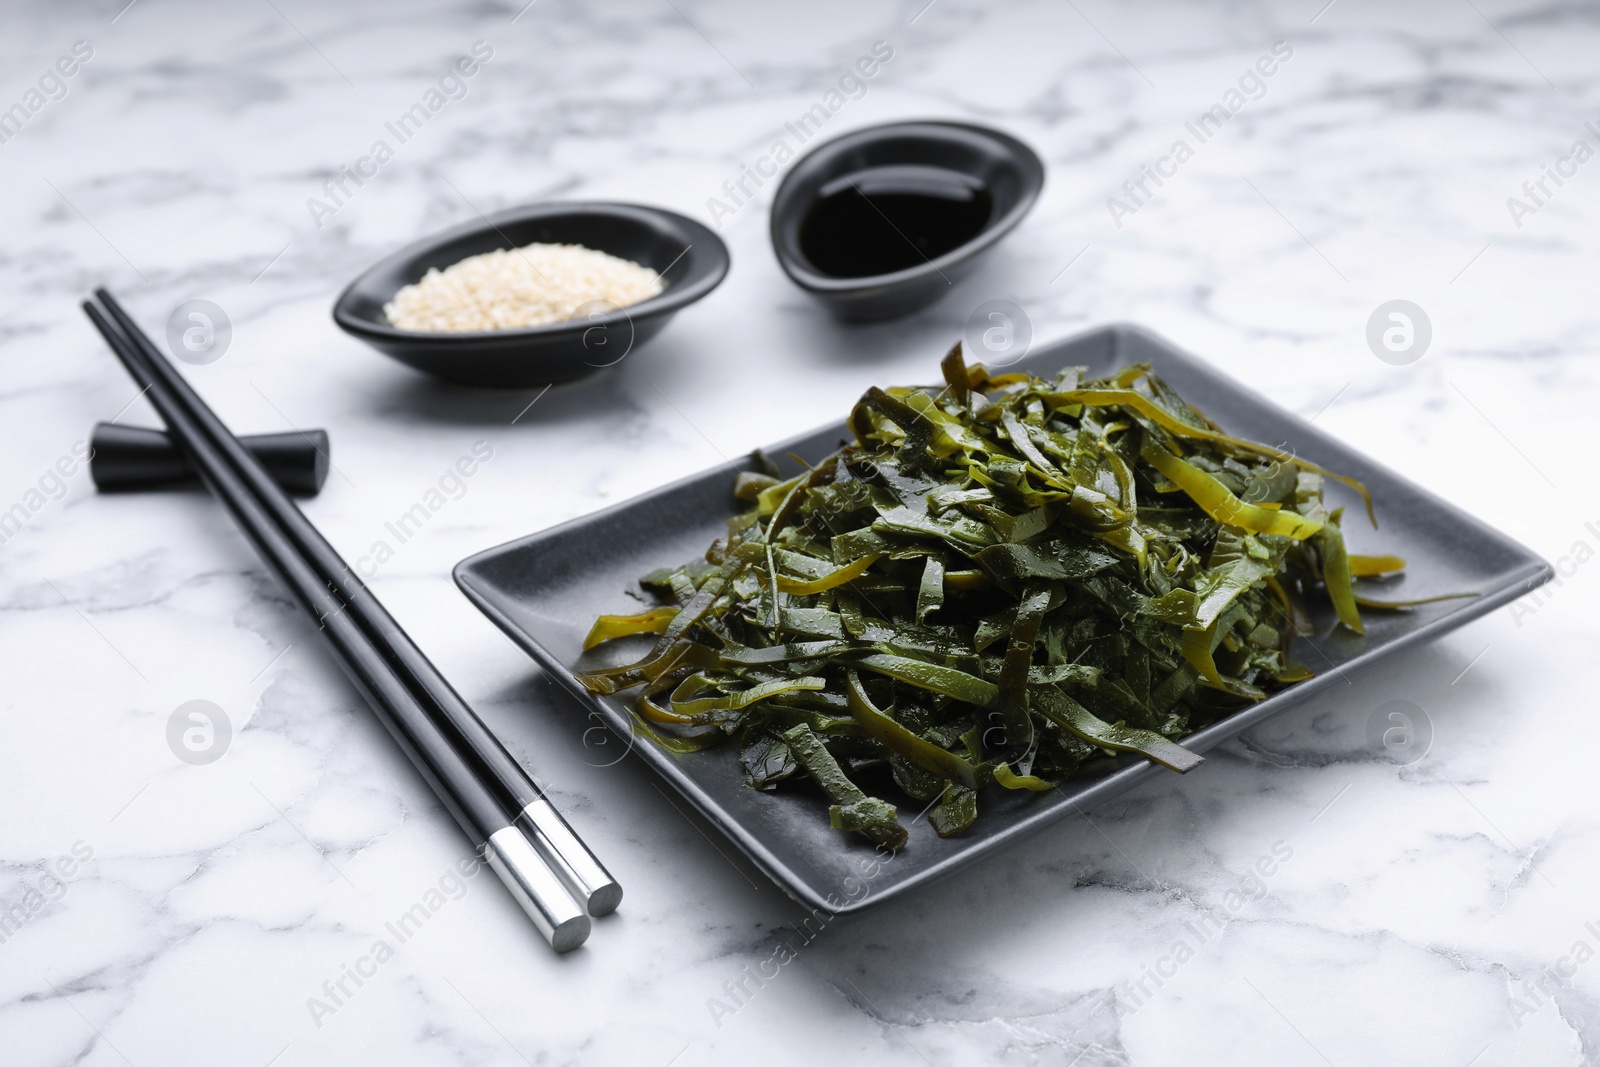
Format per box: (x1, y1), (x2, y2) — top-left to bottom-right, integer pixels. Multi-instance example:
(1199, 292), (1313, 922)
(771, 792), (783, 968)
(0, 1), (1594, 1064)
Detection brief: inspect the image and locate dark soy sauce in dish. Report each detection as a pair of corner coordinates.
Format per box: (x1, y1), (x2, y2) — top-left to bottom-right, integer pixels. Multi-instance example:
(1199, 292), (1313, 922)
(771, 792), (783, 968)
(798, 165), (993, 279)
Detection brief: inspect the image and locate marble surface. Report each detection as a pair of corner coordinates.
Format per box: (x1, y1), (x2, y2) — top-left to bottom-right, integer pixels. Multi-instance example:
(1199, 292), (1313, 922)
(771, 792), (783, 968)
(1, 0), (1596, 1063)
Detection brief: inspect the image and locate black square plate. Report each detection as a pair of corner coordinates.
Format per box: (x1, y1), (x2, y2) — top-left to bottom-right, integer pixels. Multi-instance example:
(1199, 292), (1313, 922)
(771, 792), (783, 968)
(454, 325), (1552, 914)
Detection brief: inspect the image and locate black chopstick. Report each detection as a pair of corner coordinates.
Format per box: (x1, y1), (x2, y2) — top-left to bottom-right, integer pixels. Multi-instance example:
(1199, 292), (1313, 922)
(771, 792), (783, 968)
(83, 297), (591, 952)
(90, 288), (621, 917)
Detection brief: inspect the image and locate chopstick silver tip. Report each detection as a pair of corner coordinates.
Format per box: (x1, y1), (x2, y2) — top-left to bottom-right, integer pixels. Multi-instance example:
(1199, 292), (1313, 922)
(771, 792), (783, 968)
(521, 799), (622, 917)
(548, 911), (591, 954)
(588, 882), (624, 917)
(485, 827), (590, 952)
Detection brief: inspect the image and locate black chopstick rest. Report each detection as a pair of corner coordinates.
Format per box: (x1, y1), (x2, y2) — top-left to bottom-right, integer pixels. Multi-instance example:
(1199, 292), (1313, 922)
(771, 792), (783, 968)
(90, 422), (329, 496)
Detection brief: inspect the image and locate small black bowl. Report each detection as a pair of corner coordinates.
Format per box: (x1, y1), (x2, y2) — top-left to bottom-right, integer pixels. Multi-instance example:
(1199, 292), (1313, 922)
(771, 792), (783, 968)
(770, 120), (1043, 323)
(333, 201), (729, 387)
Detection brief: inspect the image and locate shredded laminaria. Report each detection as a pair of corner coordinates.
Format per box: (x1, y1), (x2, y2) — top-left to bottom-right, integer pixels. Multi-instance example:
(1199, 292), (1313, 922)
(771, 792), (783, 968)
(384, 242), (662, 332)
(577, 344), (1452, 850)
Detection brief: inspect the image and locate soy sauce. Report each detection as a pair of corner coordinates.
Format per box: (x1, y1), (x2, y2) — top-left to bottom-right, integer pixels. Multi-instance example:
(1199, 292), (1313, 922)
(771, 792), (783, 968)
(798, 165), (992, 279)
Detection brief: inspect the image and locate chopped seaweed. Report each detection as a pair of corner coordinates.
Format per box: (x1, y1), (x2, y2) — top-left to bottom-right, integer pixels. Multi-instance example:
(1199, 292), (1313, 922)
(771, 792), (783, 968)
(579, 344), (1409, 848)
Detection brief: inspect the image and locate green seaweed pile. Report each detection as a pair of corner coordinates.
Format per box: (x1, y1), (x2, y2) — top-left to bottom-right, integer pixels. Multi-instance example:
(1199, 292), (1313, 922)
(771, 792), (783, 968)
(578, 345), (1416, 850)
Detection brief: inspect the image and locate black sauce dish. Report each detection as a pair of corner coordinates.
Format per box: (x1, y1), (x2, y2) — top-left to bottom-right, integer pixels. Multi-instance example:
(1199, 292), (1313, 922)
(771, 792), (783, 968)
(769, 120), (1044, 323)
(333, 201), (729, 388)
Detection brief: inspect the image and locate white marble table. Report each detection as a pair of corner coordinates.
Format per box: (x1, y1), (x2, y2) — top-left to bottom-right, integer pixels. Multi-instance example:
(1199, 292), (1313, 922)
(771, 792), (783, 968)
(1, 1), (1595, 1063)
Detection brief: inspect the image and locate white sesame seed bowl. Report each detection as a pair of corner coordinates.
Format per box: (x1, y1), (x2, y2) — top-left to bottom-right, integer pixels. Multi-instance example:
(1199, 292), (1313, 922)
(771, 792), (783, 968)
(333, 201), (729, 387)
